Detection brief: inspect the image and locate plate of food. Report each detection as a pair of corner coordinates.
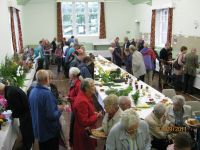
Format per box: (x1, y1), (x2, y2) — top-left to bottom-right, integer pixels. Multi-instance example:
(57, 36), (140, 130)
(136, 103), (150, 108)
(185, 118), (200, 127)
(91, 129), (107, 139)
(146, 99), (156, 105)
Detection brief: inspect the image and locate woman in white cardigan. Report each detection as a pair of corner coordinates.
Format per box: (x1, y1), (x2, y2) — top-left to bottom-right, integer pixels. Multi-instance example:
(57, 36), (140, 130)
(129, 45), (146, 81)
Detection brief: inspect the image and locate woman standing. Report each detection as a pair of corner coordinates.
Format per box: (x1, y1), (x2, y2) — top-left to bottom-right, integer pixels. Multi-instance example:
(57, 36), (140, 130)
(173, 46), (187, 91)
(73, 78), (102, 150)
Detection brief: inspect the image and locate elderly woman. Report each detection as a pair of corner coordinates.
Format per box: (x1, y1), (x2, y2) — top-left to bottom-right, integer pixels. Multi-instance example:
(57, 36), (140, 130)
(130, 45), (146, 81)
(99, 94), (123, 135)
(68, 67), (82, 146)
(145, 103), (169, 149)
(166, 95), (191, 126)
(174, 46), (188, 91)
(106, 108), (151, 150)
(119, 96), (131, 111)
(73, 78), (102, 150)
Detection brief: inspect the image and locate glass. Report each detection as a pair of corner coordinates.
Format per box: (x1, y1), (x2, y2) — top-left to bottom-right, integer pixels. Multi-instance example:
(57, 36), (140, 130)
(89, 25), (98, 34)
(76, 14), (85, 25)
(63, 15), (72, 25)
(63, 25), (73, 36)
(88, 2), (99, 13)
(77, 25), (86, 35)
(89, 14), (98, 24)
(62, 2), (72, 14)
(75, 2), (85, 14)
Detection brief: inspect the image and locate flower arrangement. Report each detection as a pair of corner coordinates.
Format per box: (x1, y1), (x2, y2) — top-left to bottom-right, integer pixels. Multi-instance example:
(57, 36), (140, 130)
(0, 96), (7, 113)
(0, 56), (26, 87)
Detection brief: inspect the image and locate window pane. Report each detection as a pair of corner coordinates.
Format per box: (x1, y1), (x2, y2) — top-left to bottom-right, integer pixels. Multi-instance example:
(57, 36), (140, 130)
(62, 2), (72, 14)
(76, 2), (85, 14)
(89, 25), (98, 34)
(63, 25), (73, 36)
(76, 14), (85, 25)
(89, 14), (98, 24)
(77, 25), (86, 34)
(63, 15), (72, 25)
(88, 2), (98, 13)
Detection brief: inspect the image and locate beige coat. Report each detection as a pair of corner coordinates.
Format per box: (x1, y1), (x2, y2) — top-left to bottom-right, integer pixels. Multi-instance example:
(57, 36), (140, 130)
(184, 52), (199, 76)
(145, 112), (169, 139)
(101, 108), (123, 135)
(174, 53), (185, 75)
(165, 105), (192, 125)
(132, 51), (146, 78)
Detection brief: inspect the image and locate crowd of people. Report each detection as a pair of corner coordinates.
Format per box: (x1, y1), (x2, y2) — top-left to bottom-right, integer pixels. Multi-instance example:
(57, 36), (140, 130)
(0, 35), (199, 150)
(110, 37), (199, 93)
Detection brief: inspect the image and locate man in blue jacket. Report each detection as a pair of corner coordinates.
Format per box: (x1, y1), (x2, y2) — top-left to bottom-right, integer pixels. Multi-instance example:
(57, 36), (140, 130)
(29, 70), (64, 150)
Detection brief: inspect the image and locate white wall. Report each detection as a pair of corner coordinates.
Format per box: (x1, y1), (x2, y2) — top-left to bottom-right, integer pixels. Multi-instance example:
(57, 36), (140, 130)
(23, 0), (57, 45)
(0, 0), (14, 62)
(22, 0), (152, 45)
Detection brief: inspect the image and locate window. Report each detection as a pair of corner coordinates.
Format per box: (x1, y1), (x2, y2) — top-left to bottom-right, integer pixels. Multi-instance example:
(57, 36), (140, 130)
(155, 9), (168, 47)
(62, 1), (99, 36)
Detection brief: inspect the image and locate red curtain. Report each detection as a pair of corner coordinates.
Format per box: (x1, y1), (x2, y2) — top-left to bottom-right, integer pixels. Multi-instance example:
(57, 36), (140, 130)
(150, 10), (156, 48)
(16, 9), (24, 53)
(99, 2), (106, 39)
(10, 7), (17, 53)
(167, 8), (173, 46)
(57, 2), (63, 42)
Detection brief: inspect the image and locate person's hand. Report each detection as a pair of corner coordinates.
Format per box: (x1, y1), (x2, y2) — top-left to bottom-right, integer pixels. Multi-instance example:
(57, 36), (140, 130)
(95, 111), (102, 118)
(58, 104), (65, 112)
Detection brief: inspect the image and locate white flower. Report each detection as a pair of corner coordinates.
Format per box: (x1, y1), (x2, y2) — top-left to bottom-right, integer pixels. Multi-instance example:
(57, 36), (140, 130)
(17, 72), (20, 76)
(20, 70), (24, 75)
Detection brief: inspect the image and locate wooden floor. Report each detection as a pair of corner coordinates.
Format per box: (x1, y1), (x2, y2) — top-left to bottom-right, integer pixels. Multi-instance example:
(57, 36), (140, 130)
(49, 63), (200, 150)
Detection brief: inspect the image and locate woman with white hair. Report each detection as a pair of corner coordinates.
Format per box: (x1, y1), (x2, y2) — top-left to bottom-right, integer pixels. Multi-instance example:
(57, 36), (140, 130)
(130, 45), (146, 81)
(73, 78), (102, 150)
(106, 108), (151, 150)
(145, 103), (170, 149)
(166, 95), (191, 126)
(99, 94), (123, 135)
(68, 67), (82, 146)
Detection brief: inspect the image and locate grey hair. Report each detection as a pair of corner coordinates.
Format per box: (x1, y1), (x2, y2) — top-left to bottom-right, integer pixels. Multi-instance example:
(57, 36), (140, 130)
(36, 70), (49, 83)
(129, 45), (137, 52)
(119, 96), (131, 105)
(121, 108), (140, 129)
(153, 103), (166, 117)
(69, 67), (83, 81)
(103, 94), (119, 108)
(0, 83), (5, 91)
(172, 95), (185, 106)
(80, 78), (94, 92)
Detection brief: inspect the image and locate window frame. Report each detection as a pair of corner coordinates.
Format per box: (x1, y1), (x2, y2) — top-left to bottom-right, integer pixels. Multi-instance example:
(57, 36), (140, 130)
(155, 8), (169, 48)
(62, 1), (100, 37)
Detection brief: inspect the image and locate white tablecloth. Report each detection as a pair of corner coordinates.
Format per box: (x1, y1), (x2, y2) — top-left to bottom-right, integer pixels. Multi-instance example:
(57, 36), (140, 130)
(0, 62), (37, 150)
(95, 55), (172, 119)
(194, 74), (200, 89)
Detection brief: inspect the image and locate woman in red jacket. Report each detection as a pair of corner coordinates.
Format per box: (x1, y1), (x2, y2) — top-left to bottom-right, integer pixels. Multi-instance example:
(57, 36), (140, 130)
(68, 67), (82, 146)
(73, 78), (102, 150)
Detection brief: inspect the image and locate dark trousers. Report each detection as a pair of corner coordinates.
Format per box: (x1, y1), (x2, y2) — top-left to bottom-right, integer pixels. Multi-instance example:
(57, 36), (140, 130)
(37, 59), (44, 71)
(184, 74), (195, 94)
(174, 75), (183, 91)
(139, 75), (145, 82)
(56, 58), (62, 73)
(39, 136), (59, 150)
(69, 112), (75, 146)
(44, 55), (50, 70)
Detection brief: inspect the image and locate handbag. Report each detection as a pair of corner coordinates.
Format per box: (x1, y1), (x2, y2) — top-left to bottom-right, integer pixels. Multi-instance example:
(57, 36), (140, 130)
(173, 55), (182, 70)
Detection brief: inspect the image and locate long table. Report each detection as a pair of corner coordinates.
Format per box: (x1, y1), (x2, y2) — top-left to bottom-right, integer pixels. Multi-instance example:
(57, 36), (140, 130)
(95, 55), (172, 119)
(0, 62), (37, 150)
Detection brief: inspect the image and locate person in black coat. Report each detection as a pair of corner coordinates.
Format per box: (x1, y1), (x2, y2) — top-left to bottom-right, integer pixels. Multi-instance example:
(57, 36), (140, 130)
(0, 83), (34, 150)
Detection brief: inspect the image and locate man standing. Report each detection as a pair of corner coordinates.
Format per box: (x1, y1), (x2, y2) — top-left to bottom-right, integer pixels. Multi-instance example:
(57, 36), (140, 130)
(29, 70), (64, 150)
(0, 83), (34, 150)
(183, 48), (199, 94)
(51, 37), (57, 64)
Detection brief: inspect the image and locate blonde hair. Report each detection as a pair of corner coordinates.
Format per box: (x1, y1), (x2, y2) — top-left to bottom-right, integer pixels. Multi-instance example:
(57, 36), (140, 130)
(36, 70), (49, 83)
(46, 70), (54, 79)
(103, 94), (119, 108)
(121, 108), (139, 129)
